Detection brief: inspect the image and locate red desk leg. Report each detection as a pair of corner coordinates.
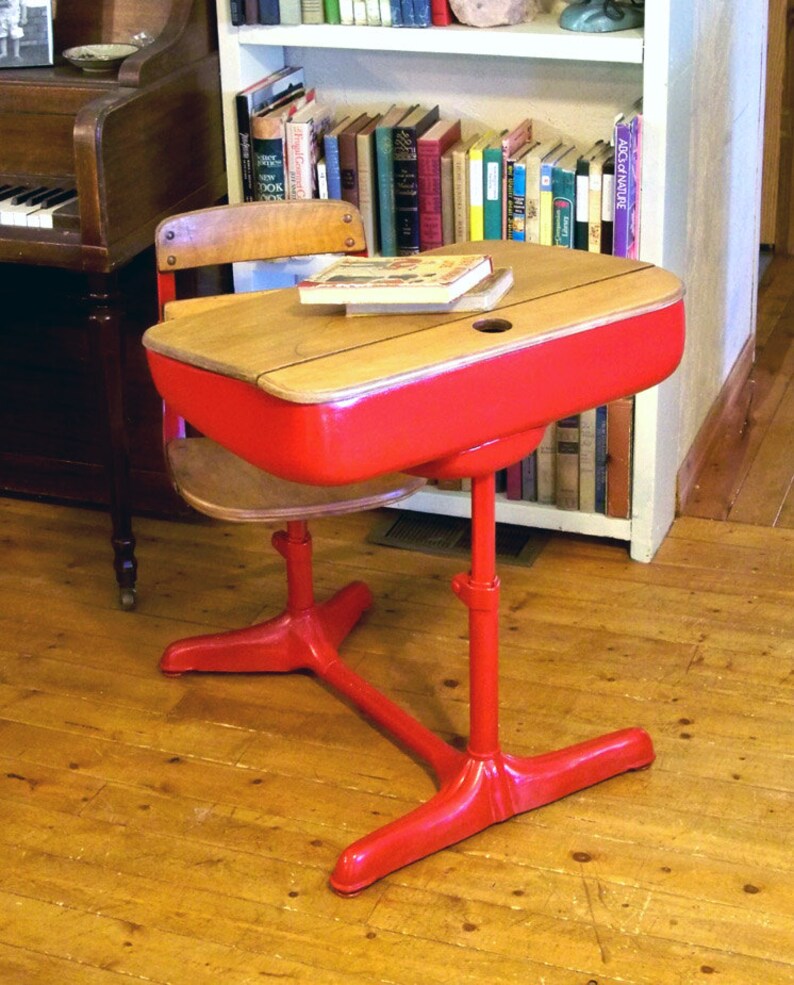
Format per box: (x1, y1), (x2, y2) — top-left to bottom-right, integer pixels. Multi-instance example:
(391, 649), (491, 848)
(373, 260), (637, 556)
(329, 471), (654, 895)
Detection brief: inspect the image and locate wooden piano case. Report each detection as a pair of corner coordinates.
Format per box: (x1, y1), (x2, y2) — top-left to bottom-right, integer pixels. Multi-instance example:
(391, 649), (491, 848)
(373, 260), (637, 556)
(0, 0), (227, 607)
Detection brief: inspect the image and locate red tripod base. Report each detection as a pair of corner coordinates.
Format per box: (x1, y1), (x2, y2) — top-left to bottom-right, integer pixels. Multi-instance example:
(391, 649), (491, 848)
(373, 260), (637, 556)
(331, 728), (654, 895)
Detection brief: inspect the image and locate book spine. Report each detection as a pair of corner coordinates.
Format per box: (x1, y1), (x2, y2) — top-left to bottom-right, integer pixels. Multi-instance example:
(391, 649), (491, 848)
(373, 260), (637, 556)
(594, 403), (607, 513)
(323, 0), (342, 21)
(417, 122), (460, 252)
(511, 159), (526, 240)
(317, 158), (329, 199)
(578, 407), (597, 513)
(353, 0), (367, 22)
(257, 0), (280, 23)
(230, 0), (244, 25)
(252, 120), (288, 201)
(524, 155), (542, 244)
(375, 125), (398, 256)
(452, 146), (470, 242)
(552, 165), (575, 248)
(365, 0), (381, 22)
(393, 112), (439, 254)
(606, 396), (634, 518)
(440, 149), (455, 245)
(413, 0), (431, 25)
(279, 0), (302, 19)
(539, 158), (555, 245)
(536, 426), (556, 505)
(339, 128), (361, 208)
(357, 127), (379, 255)
(324, 131), (343, 201)
(505, 462), (522, 501)
(401, 0), (416, 26)
(244, 0), (258, 22)
(468, 145), (485, 242)
(574, 156), (589, 250)
(521, 452), (537, 502)
(236, 95), (257, 202)
(588, 159), (603, 253)
(601, 156), (615, 254)
(612, 120), (632, 257)
(483, 144), (502, 241)
(301, 0), (325, 20)
(555, 414), (580, 511)
(431, 0), (452, 24)
(340, 0), (355, 21)
(286, 121), (310, 199)
(379, 0), (393, 24)
(390, 0), (403, 23)
(627, 113), (642, 259)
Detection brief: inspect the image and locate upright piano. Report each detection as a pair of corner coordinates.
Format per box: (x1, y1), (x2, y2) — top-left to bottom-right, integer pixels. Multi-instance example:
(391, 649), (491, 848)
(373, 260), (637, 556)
(0, 0), (226, 608)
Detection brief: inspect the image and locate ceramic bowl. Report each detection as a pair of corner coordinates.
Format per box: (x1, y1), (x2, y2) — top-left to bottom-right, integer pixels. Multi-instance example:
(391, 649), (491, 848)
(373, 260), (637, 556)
(62, 43), (139, 74)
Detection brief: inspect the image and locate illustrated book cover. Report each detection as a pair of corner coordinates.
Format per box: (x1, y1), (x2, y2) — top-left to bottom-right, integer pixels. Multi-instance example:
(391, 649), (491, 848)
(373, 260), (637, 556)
(346, 266), (513, 316)
(298, 253), (493, 306)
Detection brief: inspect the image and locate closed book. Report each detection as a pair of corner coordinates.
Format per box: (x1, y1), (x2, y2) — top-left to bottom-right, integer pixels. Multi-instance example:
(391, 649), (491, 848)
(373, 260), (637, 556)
(506, 462), (523, 500)
(417, 117), (462, 251)
(412, 0), (431, 25)
(555, 414), (580, 511)
(431, 0), (453, 23)
(374, 104), (416, 257)
(401, 0), (415, 25)
(301, 0), (326, 20)
(440, 144), (455, 245)
(356, 114), (382, 255)
(536, 426), (556, 505)
(353, 0), (367, 21)
(286, 101), (334, 199)
(628, 110), (643, 258)
(230, 0), (244, 25)
(509, 140), (537, 241)
(340, 0), (354, 21)
(540, 143), (569, 246)
(379, 0), (393, 24)
(393, 104), (440, 255)
(257, 0), (280, 23)
(280, 0), (302, 19)
(578, 406), (597, 513)
(244, 0), (258, 22)
(612, 100), (641, 257)
(601, 152), (615, 254)
(298, 252), (493, 305)
(323, 114), (350, 201)
(575, 141), (604, 251)
(525, 139), (560, 244)
(390, 0), (402, 23)
(468, 129), (497, 242)
(316, 158), (328, 198)
(521, 452), (537, 502)
(235, 66), (305, 202)
(606, 396), (634, 518)
(594, 403), (608, 513)
(365, 0), (381, 21)
(500, 118), (532, 238)
(251, 90), (314, 201)
(551, 145), (579, 248)
(323, 0), (342, 21)
(483, 131), (507, 241)
(339, 113), (374, 208)
(587, 142), (610, 253)
(451, 133), (479, 243)
(345, 266), (512, 315)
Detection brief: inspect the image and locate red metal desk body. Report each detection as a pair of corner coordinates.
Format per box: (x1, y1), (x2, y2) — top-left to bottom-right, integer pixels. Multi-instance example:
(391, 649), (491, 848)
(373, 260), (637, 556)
(144, 242), (685, 893)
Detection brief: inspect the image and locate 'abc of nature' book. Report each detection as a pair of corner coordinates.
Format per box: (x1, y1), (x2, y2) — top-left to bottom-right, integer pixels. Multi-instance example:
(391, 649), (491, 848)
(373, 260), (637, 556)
(298, 254), (493, 306)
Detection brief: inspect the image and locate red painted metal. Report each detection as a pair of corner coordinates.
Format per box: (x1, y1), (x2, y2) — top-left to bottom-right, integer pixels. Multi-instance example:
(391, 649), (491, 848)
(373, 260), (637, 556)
(148, 294), (683, 893)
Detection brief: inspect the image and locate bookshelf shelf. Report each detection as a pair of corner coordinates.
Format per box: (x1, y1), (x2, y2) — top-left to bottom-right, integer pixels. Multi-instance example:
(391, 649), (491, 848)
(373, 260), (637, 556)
(214, 2), (767, 562)
(237, 15), (644, 63)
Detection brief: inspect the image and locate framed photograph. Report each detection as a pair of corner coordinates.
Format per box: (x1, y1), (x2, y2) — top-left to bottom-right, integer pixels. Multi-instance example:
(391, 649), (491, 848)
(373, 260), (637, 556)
(0, 0), (54, 68)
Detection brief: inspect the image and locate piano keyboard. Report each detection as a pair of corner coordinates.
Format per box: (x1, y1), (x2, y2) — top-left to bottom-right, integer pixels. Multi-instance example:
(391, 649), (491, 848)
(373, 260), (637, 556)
(0, 183), (79, 230)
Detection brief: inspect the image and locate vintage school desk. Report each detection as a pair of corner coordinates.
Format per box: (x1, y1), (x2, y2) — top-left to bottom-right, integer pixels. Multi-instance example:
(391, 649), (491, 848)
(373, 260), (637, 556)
(143, 240), (685, 894)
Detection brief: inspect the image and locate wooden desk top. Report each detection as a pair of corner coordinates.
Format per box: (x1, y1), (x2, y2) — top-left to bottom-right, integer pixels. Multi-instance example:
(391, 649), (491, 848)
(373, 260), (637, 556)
(143, 242), (684, 406)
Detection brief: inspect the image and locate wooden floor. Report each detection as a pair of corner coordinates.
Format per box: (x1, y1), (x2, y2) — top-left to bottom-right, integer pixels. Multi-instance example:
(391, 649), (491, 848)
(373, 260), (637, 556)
(680, 254), (794, 526)
(1, 488), (792, 984)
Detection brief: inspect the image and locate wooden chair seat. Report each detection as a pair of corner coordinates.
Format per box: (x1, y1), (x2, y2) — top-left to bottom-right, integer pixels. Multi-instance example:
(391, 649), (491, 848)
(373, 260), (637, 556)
(167, 436), (425, 522)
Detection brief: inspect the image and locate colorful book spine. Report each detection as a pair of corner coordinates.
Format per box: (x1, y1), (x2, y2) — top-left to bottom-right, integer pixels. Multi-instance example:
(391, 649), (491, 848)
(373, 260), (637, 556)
(510, 153), (527, 241)
(323, 118), (347, 201)
(393, 105), (440, 255)
(339, 114), (372, 208)
(375, 105), (414, 257)
(390, 0), (402, 24)
(401, 0), (416, 26)
(287, 104), (333, 200)
(440, 146), (455, 245)
(606, 396), (634, 518)
(601, 153), (615, 254)
(417, 118), (461, 251)
(257, 0), (280, 22)
(552, 147), (578, 248)
(575, 154), (590, 250)
(594, 403), (608, 513)
(324, 0), (342, 22)
(412, 0), (431, 25)
(451, 134), (477, 243)
(468, 130), (495, 243)
(301, 0), (325, 21)
(483, 134), (505, 241)
(536, 426), (556, 505)
(356, 115), (381, 255)
(612, 118), (632, 257)
(539, 145), (566, 246)
(431, 0), (452, 24)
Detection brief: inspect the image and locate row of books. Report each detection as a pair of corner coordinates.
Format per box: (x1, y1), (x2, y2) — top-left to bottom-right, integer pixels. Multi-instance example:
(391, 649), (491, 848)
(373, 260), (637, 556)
(437, 397), (635, 519)
(236, 67), (643, 262)
(230, 0), (452, 26)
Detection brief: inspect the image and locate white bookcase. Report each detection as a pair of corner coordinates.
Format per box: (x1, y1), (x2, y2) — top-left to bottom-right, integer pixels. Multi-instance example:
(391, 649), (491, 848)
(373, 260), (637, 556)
(213, 3), (767, 561)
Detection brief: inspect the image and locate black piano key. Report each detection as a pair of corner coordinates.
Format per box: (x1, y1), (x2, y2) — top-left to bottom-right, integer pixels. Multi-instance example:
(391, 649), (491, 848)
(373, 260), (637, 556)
(29, 187), (64, 206)
(44, 189), (77, 207)
(10, 186), (49, 205)
(0, 185), (28, 203)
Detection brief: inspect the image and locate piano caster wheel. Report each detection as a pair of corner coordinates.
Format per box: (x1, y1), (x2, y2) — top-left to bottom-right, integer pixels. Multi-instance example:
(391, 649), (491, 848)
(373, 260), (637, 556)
(119, 587), (136, 611)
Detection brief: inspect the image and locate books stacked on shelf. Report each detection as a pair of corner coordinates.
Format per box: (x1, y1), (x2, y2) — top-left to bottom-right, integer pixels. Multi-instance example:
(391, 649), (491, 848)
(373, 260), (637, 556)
(230, 0), (452, 23)
(297, 252), (495, 309)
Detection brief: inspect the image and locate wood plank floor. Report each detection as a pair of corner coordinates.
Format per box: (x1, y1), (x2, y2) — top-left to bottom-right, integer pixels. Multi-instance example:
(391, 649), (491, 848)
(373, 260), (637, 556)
(1, 492), (792, 985)
(680, 254), (794, 526)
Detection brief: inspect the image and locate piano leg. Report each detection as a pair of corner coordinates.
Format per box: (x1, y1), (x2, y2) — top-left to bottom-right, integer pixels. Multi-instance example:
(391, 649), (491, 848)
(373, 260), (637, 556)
(86, 273), (137, 610)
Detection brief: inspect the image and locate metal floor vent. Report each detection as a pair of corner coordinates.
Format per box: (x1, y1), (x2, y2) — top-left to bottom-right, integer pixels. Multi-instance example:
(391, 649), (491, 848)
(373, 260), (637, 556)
(368, 511), (547, 567)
